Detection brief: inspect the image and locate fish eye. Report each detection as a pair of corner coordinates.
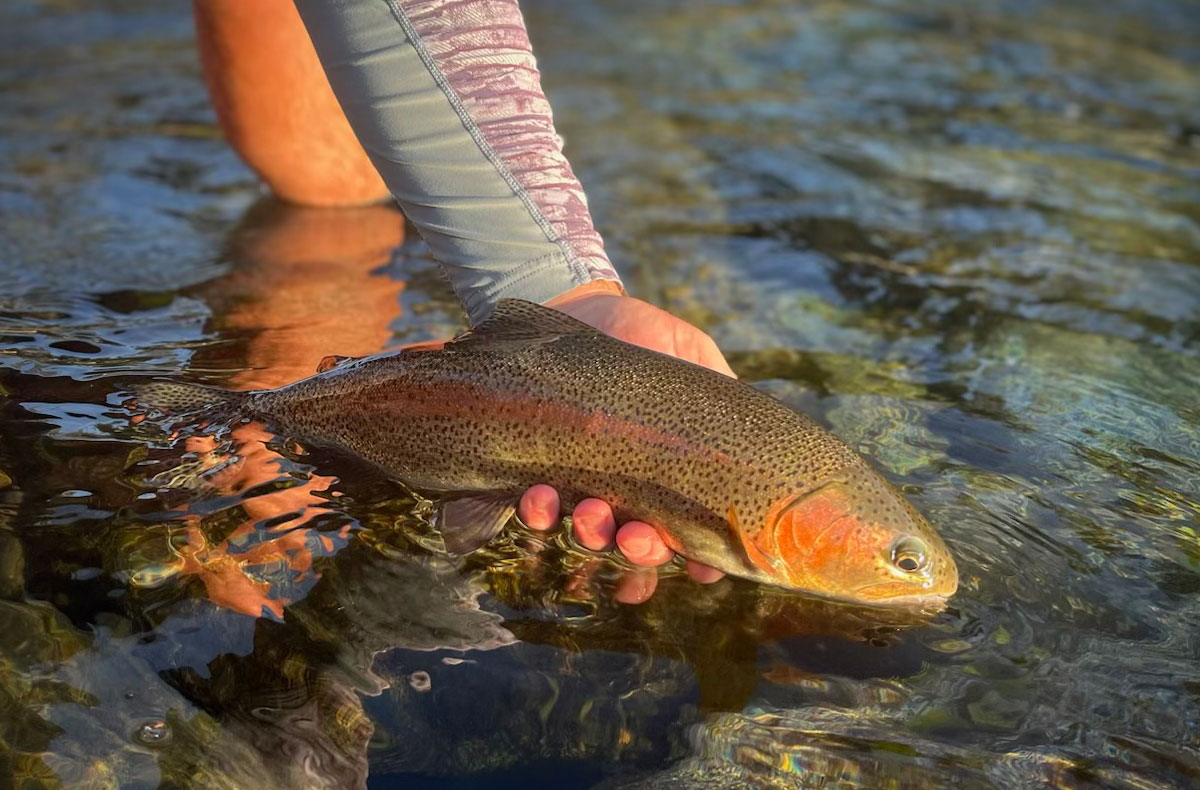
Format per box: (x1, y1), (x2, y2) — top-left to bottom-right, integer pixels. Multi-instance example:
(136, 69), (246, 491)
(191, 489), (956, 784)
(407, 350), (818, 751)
(890, 536), (929, 574)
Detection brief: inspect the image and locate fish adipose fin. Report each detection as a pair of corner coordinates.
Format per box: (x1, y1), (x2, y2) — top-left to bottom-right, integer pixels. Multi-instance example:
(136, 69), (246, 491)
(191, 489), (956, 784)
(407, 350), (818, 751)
(316, 354), (358, 373)
(446, 299), (600, 351)
(132, 381), (248, 416)
(437, 491), (518, 554)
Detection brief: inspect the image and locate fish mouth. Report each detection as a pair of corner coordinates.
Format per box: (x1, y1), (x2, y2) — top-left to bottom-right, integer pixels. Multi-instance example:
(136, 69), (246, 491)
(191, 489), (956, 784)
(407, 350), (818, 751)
(848, 581), (956, 610)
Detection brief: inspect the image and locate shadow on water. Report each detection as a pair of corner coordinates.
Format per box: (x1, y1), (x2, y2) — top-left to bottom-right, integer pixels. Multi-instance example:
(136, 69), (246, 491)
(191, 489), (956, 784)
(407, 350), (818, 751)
(2, 0), (1200, 787)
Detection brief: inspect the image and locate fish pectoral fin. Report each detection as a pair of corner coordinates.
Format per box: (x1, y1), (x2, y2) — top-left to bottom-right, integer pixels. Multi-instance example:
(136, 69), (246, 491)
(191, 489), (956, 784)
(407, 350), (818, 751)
(437, 491), (518, 555)
(445, 299), (600, 351)
(316, 355), (357, 373)
(728, 505), (782, 579)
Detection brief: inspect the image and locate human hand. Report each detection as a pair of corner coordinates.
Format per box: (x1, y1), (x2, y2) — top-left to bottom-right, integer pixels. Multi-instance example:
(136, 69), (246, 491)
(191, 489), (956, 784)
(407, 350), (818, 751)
(544, 281), (735, 377)
(516, 281), (734, 602)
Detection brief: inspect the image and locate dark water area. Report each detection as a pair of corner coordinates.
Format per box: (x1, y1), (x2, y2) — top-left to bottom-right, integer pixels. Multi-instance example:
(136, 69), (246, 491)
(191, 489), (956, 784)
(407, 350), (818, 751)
(2, 0), (1199, 787)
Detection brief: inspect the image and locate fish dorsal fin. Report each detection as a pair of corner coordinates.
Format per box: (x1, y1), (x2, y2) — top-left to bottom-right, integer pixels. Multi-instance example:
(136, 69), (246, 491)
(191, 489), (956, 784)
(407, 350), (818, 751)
(446, 299), (600, 350)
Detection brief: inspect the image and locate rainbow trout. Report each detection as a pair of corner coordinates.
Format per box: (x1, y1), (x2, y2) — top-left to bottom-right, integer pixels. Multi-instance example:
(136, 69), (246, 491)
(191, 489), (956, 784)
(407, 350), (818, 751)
(137, 300), (957, 606)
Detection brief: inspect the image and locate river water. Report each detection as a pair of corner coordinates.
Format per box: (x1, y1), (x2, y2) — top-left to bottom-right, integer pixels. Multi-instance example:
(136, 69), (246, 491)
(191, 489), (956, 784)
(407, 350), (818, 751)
(1, 0), (1198, 787)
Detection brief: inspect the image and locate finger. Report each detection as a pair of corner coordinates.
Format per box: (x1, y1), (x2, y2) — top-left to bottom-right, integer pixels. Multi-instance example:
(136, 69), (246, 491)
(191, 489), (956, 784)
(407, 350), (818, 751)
(613, 568), (658, 604)
(702, 344), (737, 379)
(615, 521), (674, 567)
(686, 560), (726, 584)
(518, 484), (560, 531)
(688, 330), (737, 379)
(572, 498), (617, 551)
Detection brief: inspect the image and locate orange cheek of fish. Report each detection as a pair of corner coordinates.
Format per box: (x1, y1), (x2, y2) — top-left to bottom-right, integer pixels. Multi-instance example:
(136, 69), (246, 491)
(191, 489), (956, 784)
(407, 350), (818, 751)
(757, 486), (871, 583)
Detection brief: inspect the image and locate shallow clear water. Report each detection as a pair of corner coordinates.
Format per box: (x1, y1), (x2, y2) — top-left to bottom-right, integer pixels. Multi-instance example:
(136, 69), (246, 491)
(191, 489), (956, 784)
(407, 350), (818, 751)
(1, 0), (1199, 787)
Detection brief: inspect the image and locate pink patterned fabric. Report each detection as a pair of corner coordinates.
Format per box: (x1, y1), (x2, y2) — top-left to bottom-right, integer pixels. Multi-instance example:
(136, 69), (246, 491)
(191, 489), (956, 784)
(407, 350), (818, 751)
(397, 0), (617, 285)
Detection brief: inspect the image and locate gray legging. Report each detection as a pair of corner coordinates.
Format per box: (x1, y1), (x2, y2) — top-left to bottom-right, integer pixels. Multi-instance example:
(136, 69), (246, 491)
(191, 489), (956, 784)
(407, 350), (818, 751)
(293, 0), (621, 325)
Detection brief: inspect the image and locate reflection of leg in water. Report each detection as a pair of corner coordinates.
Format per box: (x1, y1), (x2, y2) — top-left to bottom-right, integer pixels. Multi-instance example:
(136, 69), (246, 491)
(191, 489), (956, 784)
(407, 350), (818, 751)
(193, 0), (390, 207)
(133, 425), (348, 619)
(149, 198), (408, 617)
(193, 198), (407, 390)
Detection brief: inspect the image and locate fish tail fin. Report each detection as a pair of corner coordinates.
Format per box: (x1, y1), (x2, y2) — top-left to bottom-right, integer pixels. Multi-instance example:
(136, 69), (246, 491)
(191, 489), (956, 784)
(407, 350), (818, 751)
(131, 380), (249, 417)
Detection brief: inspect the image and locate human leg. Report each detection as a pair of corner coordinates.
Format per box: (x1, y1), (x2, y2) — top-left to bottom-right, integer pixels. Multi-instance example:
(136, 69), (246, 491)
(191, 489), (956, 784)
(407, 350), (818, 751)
(192, 0), (390, 206)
